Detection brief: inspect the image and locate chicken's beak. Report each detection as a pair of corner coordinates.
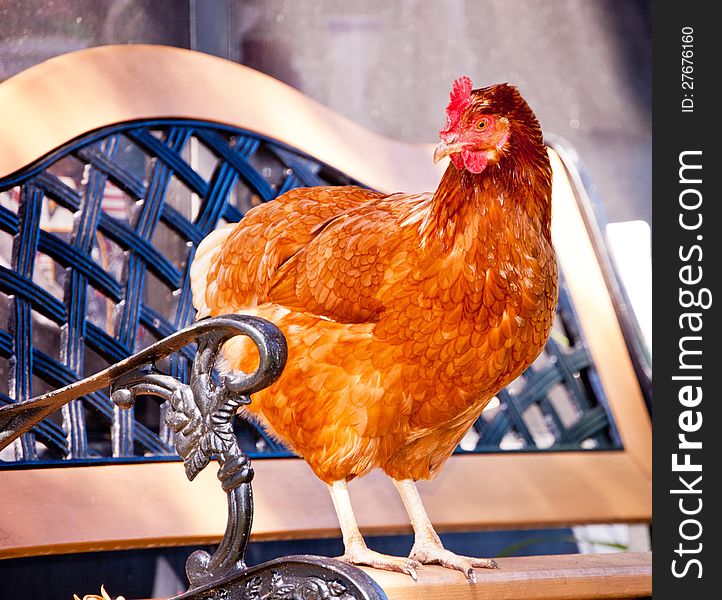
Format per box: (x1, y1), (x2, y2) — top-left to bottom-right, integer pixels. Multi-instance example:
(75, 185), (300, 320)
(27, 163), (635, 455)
(433, 140), (466, 163)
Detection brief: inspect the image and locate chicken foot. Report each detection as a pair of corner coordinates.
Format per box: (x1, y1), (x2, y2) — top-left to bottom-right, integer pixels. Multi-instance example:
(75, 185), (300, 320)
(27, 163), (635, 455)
(328, 480), (421, 579)
(393, 478), (499, 582)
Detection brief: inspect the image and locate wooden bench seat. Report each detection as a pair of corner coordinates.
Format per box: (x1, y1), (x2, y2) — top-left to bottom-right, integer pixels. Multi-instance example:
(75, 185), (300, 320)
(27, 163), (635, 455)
(365, 552), (652, 600)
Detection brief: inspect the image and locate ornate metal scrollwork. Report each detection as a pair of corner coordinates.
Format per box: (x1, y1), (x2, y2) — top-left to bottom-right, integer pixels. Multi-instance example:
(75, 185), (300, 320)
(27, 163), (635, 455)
(175, 556), (386, 600)
(109, 314), (285, 589)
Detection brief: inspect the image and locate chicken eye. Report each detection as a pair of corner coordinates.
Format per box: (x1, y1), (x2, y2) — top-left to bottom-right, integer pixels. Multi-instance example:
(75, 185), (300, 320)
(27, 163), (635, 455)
(477, 119), (489, 131)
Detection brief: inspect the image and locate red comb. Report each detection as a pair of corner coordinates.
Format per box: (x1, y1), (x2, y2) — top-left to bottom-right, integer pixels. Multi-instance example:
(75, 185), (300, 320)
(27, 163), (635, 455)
(441, 76), (473, 135)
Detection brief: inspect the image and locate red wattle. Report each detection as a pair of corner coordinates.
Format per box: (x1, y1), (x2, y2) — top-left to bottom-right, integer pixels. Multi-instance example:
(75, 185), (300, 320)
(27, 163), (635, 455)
(462, 149), (488, 174)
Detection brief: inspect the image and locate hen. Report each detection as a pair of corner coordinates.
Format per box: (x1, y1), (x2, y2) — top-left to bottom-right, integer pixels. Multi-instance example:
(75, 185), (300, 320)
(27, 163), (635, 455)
(190, 77), (557, 580)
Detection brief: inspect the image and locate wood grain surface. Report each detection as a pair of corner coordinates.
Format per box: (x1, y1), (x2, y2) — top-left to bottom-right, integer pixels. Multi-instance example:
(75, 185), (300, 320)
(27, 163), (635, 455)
(363, 552), (652, 600)
(0, 453), (650, 558)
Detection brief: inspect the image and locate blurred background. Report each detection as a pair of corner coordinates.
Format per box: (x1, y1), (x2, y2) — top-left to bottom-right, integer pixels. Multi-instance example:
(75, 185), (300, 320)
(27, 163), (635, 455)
(0, 1), (651, 597)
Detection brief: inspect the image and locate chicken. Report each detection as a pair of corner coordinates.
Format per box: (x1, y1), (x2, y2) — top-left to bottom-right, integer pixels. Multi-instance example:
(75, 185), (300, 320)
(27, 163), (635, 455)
(190, 77), (557, 581)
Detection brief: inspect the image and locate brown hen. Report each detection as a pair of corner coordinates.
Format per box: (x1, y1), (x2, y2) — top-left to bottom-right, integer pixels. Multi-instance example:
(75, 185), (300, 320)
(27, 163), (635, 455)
(190, 77), (557, 580)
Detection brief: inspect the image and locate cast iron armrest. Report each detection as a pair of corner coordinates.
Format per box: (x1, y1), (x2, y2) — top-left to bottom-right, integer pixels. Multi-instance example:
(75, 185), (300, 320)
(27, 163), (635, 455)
(0, 314), (386, 600)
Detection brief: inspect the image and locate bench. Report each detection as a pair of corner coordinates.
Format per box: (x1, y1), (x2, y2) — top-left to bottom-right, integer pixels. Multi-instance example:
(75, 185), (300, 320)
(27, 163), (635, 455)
(0, 45), (651, 598)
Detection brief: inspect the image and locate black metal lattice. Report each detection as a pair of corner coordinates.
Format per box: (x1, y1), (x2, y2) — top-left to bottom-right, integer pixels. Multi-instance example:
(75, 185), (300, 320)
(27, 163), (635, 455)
(0, 120), (621, 465)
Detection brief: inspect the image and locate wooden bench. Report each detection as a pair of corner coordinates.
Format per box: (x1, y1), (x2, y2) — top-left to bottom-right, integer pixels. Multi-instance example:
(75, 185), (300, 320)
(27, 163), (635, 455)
(0, 45), (651, 598)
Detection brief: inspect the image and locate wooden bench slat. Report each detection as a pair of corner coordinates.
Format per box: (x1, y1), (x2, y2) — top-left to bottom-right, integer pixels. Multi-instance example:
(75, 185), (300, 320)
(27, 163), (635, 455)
(364, 552), (652, 600)
(0, 452), (650, 559)
(0, 45), (441, 194)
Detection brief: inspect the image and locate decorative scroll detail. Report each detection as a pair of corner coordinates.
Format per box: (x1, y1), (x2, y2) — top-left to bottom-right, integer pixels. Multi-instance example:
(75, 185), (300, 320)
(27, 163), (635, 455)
(108, 314), (286, 588)
(245, 570), (351, 599)
(106, 317), (386, 598)
(174, 557), (387, 600)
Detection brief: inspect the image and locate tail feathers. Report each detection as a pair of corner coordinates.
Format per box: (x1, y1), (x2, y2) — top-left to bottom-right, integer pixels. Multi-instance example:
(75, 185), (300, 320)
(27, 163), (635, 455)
(190, 223), (235, 318)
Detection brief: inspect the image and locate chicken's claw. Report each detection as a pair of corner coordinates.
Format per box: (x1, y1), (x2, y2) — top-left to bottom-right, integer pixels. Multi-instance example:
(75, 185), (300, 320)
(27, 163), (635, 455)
(410, 543), (499, 582)
(339, 547), (421, 580)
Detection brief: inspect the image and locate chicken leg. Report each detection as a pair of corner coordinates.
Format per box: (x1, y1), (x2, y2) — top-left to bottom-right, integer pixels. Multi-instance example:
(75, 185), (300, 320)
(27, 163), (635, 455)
(393, 478), (499, 582)
(328, 480), (421, 579)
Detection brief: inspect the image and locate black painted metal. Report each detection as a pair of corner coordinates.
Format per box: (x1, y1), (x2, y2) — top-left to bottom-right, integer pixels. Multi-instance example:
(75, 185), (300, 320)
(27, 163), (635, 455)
(174, 556), (387, 600)
(0, 316), (285, 453)
(109, 315), (287, 589)
(0, 119), (622, 466)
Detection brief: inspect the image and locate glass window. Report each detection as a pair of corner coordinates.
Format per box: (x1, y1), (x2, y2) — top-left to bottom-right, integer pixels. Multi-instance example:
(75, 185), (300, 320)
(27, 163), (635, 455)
(0, 0), (190, 81)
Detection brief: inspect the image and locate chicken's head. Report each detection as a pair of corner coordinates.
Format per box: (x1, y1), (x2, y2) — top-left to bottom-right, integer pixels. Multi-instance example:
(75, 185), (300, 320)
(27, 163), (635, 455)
(434, 77), (540, 175)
